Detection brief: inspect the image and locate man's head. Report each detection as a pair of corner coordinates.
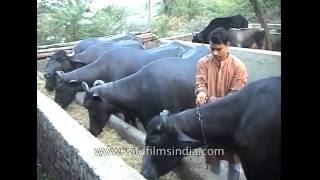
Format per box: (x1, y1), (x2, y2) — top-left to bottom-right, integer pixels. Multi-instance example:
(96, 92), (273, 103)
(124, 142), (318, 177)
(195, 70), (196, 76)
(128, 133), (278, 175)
(209, 27), (230, 61)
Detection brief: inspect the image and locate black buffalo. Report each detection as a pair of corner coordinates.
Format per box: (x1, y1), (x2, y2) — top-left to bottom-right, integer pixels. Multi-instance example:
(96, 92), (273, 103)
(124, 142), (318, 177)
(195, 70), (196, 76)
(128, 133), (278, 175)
(144, 42), (188, 58)
(54, 43), (187, 109)
(81, 45), (210, 136)
(141, 76), (281, 180)
(44, 40), (144, 91)
(192, 15), (248, 44)
(227, 28), (266, 49)
(159, 41), (194, 52)
(72, 32), (143, 54)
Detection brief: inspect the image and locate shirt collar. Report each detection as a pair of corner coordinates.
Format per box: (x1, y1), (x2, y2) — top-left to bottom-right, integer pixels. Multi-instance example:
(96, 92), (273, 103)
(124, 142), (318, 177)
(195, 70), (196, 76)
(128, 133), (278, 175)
(211, 53), (230, 67)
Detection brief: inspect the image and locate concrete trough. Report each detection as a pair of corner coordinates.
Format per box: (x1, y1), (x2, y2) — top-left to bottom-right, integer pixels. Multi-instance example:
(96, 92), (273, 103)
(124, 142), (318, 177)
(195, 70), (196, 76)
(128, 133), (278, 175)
(37, 91), (146, 180)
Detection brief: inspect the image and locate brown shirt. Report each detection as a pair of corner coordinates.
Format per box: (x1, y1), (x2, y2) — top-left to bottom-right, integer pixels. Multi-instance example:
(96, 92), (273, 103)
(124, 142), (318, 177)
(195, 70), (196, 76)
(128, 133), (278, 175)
(195, 53), (248, 98)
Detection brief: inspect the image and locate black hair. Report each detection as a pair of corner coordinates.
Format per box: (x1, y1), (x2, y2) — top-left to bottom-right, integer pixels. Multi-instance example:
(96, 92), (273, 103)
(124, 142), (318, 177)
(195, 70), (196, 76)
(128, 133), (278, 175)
(209, 27), (229, 45)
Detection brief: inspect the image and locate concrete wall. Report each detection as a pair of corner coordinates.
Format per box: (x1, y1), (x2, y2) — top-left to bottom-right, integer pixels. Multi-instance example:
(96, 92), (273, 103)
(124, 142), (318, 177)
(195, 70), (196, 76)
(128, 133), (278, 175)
(161, 32), (281, 52)
(248, 23), (281, 30)
(228, 47), (281, 83)
(161, 40), (281, 83)
(161, 33), (193, 41)
(37, 91), (145, 180)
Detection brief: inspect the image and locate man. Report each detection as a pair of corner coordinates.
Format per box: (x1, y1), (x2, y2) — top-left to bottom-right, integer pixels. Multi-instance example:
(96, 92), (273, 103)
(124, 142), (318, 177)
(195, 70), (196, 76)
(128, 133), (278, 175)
(195, 27), (248, 180)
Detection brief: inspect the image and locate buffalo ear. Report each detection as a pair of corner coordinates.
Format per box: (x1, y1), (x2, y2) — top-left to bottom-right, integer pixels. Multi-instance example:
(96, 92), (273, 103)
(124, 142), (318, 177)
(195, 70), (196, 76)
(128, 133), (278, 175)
(55, 50), (69, 62)
(55, 71), (64, 83)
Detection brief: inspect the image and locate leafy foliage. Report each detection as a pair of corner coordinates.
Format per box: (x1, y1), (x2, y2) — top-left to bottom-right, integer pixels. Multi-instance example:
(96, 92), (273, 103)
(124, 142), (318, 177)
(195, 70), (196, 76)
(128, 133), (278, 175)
(151, 15), (188, 38)
(37, 0), (281, 45)
(86, 6), (126, 38)
(37, 0), (126, 45)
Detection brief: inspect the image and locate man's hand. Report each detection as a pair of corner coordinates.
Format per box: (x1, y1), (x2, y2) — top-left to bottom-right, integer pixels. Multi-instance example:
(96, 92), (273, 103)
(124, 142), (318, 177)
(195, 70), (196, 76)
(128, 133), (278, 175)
(196, 91), (208, 106)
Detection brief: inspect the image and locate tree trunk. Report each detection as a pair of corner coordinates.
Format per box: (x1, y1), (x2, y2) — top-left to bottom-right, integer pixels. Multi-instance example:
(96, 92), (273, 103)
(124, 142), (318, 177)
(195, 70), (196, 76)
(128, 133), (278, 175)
(187, 0), (191, 20)
(249, 0), (272, 50)
(163, 0), (168, 15)
(72, 22), (76, 41)
(163, 0), (172, 16)
(148, 0), (151, 27)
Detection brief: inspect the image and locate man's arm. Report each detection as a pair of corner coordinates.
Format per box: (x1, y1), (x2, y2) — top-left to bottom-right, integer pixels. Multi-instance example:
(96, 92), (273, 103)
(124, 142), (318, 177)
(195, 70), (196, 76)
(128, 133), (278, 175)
(195, 57), (209, 96)
(195, 57), (209, 106)
(229, 60), (248, 93)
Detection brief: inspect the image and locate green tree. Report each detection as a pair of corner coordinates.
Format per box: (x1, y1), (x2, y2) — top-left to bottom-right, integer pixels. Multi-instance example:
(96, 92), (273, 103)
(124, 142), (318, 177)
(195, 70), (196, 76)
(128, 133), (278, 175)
(158, 0), (206, 20)
(87, 6), (126, 38)
(37, 0), (91, 44)
(37, 0), (127, 45)
(49, 0), (90, 42)
(162, 0), (174, 15)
